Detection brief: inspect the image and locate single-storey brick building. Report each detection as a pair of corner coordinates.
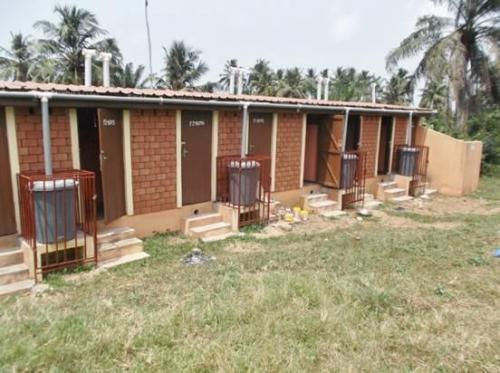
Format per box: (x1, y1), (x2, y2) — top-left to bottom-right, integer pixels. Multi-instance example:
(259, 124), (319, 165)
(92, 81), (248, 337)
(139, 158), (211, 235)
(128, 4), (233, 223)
(0, 80), (482, 293)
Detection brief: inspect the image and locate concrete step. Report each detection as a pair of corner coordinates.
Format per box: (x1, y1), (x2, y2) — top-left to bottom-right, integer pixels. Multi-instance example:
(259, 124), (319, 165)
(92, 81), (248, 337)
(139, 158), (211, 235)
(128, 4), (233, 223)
(424, 188), (437, 197)
(379, 181), (397, 189)
(98, 252), (150, 270)
(321, 210), (347, 219)
(0, 248), (23, 267)
(308, 200), (337, 213)
(189, 222), (232, 239)
(0, 279), (35, 297)
(0, 263), (29, 286)
(201, 232), (243, 243)
(97, 227), (136, 245)
(301, 193), (329, 209)
(182, 213), (222, 233)
(98, 237), (144, 262)
(364, 200), (383, 209)
(0, 234), (20, 250)
(390, 196), (414, 203)
(384, 188), (406, 199)
(364, 193), (375, 201)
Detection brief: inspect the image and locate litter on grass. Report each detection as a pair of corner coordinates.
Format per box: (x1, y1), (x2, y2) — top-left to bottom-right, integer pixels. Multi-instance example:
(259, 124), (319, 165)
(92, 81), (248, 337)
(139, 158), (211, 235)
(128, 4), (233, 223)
(183, 248), (216, 266)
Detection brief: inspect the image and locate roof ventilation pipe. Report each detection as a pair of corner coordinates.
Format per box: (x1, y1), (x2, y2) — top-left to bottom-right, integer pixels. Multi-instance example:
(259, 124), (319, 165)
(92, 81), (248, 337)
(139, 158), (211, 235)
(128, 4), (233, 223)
(371, 83), (377, 103)
(99, 52), (113, 87)
(229, 67), (237, 94)
(82, 49), (96, 87)
(323, 77), (330, 101)
(316, 77), (323, 100)
(237, 68), (248, 95)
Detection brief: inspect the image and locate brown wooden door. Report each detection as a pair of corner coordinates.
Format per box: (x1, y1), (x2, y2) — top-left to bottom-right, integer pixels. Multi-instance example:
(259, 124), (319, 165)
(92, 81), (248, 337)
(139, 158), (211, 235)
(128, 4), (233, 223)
(98, 108), (126, 223)
(304, 124), (319, 182)
(378, 117), (392, 174)
(181, 110), (212, 205)
(248, 112), (272, 157)
(0, 107), (17, 235)
(316, 115), (344, 188)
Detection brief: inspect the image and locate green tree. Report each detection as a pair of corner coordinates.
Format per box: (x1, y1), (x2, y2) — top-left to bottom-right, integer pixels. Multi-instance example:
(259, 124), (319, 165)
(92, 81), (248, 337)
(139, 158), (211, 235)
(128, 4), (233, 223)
(383, 68), (413, 104)
(248, 59), (275, 95)
(330, 67), (381, 101)
(34, 5), (122, 84)
(0, 33), (36, 81)
(386, 0), (500, 132)
(163, 41), (208, 90)
(218, 58), (238, 91)
(276, 67), (308, 98)
(113, 62), (146, 88)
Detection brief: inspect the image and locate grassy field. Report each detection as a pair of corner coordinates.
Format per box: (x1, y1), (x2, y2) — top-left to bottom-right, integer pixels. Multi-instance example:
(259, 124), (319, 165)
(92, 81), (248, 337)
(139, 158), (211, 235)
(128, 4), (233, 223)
(1, 179), (499, 371)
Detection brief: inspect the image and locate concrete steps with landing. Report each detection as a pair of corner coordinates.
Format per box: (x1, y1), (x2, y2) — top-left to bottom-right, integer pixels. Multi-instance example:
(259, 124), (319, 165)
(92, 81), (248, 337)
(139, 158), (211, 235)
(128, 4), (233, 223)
(189, 221), (232, 239)
(300, 193), (329, 210)
(0, 247), (23, 267)
(390, 196), (414, 203)
(0, 263), (29, 286)
(97, 227), (145, 263)
(0, 279), (35, 297)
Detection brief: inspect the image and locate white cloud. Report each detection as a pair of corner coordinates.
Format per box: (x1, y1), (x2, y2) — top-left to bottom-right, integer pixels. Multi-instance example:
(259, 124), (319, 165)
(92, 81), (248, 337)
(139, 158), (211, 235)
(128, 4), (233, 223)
(328, 12), (360, 42)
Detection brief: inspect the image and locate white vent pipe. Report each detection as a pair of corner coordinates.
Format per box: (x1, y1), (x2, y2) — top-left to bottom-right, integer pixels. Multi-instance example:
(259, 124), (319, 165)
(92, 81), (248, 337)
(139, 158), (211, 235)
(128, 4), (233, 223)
(99, 52), (112, 87)
(323, 78), (330, 101)
(82, 49), (96, 86)
(229, 67), (237, 94)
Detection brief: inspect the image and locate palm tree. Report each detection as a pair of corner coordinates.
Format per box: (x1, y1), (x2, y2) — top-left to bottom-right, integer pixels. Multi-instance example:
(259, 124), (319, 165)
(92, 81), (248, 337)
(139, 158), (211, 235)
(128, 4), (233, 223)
(276, 68), (308, 98)
(248, 59), (275, 95)
(218, 58), (238, 91)
(386, 0), (500, 131)
(34, 5), (122, 84)
(113, 62), (146, 88)
(330, 67), (381, 101)
(0, 33), (35, 81)
(420, 76), (450, 110)
(163, 41), (208, 90)
(383, 68), (413, 104)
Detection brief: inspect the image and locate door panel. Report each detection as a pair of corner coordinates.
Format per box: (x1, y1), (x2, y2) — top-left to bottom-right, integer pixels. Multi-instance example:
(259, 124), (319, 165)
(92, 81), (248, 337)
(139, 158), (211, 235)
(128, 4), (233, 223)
(304, 124), (318, 182)
(0, 107), (17, 235)
(248, 112), (272, 157)
(98, 108), (126, 223)
(316, 115), (343, 188)
(181, 110), (212, 205)
(378, 118), (392, 174)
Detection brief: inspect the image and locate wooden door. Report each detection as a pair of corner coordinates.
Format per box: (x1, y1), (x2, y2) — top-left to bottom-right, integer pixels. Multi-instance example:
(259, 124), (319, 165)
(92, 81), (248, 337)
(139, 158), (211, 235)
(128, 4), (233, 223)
(316, 115), (344, 188)
(378, 118), (392, 174)
(0, 107), (17, 235)
(304, 124), (319, 182)
(181, 110), (212, 205)
(248, 112), (272, 157)
(98, 108), (126, 223)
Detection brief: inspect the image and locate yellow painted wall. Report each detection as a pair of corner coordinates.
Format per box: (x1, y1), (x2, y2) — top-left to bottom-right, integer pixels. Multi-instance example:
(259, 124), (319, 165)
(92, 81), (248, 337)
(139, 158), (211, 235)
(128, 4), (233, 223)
(415, 127), (482, 196)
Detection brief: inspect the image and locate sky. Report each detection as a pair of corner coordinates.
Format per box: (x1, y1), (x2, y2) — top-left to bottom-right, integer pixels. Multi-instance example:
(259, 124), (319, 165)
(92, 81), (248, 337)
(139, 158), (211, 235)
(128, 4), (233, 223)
(0, 0), (448, 84)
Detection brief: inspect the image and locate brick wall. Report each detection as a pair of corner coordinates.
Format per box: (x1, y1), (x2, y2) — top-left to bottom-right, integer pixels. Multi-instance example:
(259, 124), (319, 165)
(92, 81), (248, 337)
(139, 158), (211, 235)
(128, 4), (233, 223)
(130, 109), (177, 215)
(218, 110), (242, 156)
(275, 113), (303, 192)
(360, 115), (380, 178)
(394, 116), (408, 146)
(15, 107), (73, 172)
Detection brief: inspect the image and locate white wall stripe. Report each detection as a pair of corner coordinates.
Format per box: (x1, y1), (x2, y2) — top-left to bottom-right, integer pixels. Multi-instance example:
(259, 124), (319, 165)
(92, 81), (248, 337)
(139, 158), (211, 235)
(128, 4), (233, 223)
(5, 107), (21, 232)
(69, 109), (81, 170)
(176, 110), (182, 208)
(211, 111), (219, 201)
(122, 110), (134, 216)
(270, 113), (278, 192)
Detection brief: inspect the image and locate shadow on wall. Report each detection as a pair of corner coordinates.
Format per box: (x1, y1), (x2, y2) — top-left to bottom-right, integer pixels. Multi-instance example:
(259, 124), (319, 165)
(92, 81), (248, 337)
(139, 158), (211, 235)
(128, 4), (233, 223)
(415, 127), (483, 196)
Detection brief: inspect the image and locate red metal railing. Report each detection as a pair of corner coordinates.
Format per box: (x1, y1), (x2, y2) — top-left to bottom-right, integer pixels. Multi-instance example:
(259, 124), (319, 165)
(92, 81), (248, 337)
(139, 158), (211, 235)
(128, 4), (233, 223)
(18, 170), (97, 278)
(216, 155), (271, 228)
(340, 150), (367, 209)
(392, 145), (430, 196)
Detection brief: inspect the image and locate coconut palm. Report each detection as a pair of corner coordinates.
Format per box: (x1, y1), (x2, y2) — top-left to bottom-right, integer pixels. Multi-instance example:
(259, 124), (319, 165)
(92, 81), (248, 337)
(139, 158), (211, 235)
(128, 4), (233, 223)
(218, 58), (238, 91)
(420, 76), (450, 110)
(113, 62), (146, 88)
(248, 59), (275, 95)
(163, 41), (208, 90)
(0, 33), (36, 81)
(34, 5), (122, 84)
(383, 68), (414, 104)
(330, 67), (381, 101)
(276, 67), (308, 98)
(386, 0), (500, 131)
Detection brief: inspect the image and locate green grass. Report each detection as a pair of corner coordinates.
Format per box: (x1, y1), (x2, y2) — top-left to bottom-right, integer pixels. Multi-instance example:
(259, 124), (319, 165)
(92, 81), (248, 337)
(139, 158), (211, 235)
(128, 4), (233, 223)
(1, 180), (500, 371)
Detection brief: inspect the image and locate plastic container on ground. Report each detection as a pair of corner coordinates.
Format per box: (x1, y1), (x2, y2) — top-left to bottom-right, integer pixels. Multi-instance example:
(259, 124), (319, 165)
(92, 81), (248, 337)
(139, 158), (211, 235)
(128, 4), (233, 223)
(228, 160), (260, 206)
(32, 179), (77, 244)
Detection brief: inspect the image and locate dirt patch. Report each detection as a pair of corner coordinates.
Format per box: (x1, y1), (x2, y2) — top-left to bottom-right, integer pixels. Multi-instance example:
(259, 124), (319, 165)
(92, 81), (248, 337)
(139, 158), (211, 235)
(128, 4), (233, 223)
(393, 195), (500, 216)
(371, 209), (461, 230)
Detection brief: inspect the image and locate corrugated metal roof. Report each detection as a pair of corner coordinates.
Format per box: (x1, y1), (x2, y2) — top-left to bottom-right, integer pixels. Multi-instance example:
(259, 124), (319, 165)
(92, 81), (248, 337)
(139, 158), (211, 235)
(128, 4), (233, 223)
(0, 80), (432, 113)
